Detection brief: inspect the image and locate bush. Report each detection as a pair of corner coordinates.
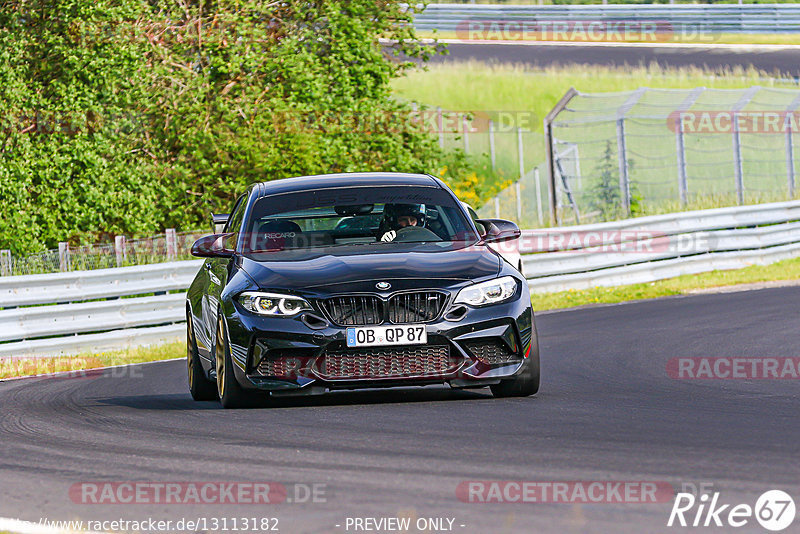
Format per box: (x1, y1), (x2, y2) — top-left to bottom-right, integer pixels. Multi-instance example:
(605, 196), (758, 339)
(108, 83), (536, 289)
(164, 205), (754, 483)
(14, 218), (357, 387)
(0, 0), (470, 255)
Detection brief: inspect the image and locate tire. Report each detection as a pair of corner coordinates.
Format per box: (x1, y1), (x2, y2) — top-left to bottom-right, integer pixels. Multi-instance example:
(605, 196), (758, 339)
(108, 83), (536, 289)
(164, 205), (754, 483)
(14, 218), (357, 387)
(215, 315), (258, 409)
(491, 334), (540, 398)
(187, 313), (218, 401)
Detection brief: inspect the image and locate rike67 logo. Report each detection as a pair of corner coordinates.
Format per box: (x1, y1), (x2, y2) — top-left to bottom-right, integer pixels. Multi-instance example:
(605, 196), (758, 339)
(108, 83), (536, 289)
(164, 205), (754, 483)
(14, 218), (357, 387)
(668, 490), (796, 531)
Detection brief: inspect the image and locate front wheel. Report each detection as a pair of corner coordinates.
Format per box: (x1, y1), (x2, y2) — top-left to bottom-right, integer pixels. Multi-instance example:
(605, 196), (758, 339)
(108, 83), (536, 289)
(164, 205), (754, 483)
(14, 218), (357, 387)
(491, 335), (540, 398)
(187, 314), (217, 401)
(215, 316), (259, 409)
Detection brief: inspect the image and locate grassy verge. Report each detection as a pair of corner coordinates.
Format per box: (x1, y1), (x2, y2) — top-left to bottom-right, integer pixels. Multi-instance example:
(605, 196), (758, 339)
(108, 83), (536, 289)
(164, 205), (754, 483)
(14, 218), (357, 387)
(416, 31), (800, 47)
(532, 256), (800, 311)
(0, 341), (184, 380)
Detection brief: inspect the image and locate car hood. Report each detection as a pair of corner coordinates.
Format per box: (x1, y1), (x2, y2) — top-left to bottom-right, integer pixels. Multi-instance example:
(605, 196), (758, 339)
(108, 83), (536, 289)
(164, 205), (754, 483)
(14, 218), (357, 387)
(239, 243), (501, 292)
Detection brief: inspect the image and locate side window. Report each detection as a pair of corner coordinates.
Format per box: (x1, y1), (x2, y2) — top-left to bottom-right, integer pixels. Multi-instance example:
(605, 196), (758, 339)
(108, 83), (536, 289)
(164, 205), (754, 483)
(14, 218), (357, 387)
(224, 194), (248, 234)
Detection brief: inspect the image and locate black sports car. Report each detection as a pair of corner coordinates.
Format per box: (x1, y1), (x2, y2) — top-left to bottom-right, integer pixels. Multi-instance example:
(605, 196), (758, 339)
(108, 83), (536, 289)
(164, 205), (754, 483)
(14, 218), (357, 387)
(186, 172), (539, 408)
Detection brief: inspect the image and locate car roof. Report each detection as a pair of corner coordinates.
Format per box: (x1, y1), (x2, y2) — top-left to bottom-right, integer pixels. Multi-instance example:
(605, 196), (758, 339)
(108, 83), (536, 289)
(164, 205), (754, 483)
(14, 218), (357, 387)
(254, 172), (441, 197)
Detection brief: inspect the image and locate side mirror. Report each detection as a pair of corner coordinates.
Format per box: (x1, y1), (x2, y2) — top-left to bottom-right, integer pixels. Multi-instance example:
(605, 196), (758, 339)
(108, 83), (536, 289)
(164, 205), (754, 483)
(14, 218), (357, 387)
(476, 218), (521, 244)
(212, 213), (229, 233)
(191, 233), (235, 258)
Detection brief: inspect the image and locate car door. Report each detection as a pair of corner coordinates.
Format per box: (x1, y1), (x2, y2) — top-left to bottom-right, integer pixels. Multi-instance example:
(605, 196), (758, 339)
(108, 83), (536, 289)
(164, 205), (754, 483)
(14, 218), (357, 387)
(201, 194), (247, 353)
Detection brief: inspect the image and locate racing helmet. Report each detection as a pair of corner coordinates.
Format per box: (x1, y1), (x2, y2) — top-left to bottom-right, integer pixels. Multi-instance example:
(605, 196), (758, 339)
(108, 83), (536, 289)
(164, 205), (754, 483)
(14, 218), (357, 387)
(382, 203), (426, 229)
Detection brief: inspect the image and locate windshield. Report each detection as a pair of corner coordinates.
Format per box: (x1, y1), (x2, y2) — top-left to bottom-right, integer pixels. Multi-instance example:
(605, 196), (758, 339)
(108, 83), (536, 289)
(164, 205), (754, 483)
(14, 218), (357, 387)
(242, 185), (478, 253)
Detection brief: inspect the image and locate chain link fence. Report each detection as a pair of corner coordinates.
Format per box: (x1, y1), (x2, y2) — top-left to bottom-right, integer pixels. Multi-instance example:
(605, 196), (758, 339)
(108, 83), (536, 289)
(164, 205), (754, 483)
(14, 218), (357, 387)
(482, 86), (800, 227)
(0, 230), (207, 277)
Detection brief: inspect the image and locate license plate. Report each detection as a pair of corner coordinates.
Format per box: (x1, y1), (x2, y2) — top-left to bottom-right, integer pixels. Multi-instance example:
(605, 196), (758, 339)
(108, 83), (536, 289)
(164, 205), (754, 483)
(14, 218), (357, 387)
(346, 325), (427, 347)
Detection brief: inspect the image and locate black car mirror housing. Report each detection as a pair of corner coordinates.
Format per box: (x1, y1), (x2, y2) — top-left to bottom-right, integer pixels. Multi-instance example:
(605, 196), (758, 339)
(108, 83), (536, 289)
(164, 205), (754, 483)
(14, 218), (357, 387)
(191, 233), (235, 258)
(476, 218), (521, 243)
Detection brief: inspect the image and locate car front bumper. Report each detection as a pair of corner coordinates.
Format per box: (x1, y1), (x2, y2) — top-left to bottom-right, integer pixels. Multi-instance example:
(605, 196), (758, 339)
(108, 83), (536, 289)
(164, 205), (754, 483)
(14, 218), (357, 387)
(223, 295), (535, 395)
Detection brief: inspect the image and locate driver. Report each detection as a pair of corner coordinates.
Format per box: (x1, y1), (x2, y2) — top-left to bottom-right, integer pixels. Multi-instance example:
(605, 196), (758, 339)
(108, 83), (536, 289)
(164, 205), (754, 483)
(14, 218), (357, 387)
(380, 204), (426, 242)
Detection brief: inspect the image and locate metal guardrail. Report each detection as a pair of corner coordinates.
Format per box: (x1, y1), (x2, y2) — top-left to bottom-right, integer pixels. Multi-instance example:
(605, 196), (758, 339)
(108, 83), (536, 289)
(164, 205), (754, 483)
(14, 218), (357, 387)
(413, 4), (800, 34)
(2, 201), (800, 357)
(523, 200), (800, 293)
(0, 261), (202, 358)
(0, 260), (203, 308)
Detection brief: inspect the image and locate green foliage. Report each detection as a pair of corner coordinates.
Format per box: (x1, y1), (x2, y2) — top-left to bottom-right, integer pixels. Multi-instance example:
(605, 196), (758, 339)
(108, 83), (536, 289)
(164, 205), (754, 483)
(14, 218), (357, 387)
(584, 140), (641, 221)
(0, 0), (457, 254)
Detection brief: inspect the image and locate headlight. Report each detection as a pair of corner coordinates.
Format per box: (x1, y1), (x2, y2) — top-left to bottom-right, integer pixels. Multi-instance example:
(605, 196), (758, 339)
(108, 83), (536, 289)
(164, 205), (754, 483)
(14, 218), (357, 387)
(454, 276), (518, 307)
(238, 292), (312, 316)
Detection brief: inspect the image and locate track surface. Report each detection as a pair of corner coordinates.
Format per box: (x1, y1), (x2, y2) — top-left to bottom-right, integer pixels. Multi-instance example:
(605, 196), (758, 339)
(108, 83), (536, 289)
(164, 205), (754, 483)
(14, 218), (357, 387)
(434, 42), (800, 77)
(1, 288), (799, 533)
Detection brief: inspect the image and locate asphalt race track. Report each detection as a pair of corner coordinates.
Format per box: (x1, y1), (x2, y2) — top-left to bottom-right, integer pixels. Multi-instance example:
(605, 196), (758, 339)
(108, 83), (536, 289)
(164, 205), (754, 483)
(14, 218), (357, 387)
(433, 42), (800, 78)
(1, 287), (798, 533)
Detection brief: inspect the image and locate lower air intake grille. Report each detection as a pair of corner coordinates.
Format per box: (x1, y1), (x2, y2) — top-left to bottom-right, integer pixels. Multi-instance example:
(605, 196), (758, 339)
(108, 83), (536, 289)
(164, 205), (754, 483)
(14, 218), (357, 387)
(258, 355), (305, 378)
(463, 339), (521, 365)
(315, 345), (459, 380)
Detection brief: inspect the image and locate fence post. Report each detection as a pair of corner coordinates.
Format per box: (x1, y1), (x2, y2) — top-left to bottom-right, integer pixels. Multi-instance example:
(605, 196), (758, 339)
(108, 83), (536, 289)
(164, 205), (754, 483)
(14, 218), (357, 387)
(58, 242), (70, 272)
(516, 127), (525, 222)
(489, 119), (496, 170)
(534, 168), (544, 227)
(0, 250), (10, 276)
(544, 88), (579, 226)
(115, 235), (126, 267)
(786, 112), (796, 197)
(517, 127), (525, 181)
(462, 115), (470, 153)
(732, 113), (745, 205)
(730, 87), (758, 206)
(675, 113), (689, 206)
(616, 118), (631, 216)
(166, 228), (177, 260)
(436, 106), (444, 149)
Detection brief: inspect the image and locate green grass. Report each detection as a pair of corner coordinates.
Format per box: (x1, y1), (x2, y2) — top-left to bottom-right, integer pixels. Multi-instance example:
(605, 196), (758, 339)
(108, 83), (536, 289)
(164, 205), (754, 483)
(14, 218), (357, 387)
(392, 61), (796, 167)
(531, 255), (800, 311)
(0, 341), (184, 380)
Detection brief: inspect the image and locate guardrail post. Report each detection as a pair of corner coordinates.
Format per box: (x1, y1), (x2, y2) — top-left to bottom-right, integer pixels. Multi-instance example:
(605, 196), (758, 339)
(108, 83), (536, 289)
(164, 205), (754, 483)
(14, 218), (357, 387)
(733, 114), (745, 205)
(58, 242), (70, 272)
(115, 235), (127, 267)
(674, 114), (689, 206)
(0, 250), (11, 276)
(489, 119), (496, 170)
(616, 118), (631, 216)
(166, 228), (177, 260)
(534, 168), (544, 227)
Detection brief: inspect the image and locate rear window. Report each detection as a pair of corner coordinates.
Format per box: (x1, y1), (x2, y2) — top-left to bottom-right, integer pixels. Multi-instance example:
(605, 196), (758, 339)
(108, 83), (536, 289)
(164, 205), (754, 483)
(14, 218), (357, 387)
(241, 186), (478, 253)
